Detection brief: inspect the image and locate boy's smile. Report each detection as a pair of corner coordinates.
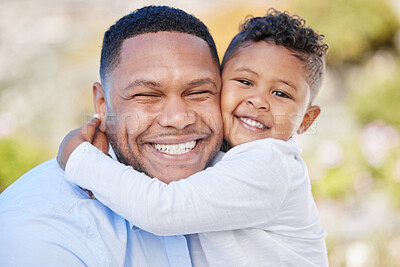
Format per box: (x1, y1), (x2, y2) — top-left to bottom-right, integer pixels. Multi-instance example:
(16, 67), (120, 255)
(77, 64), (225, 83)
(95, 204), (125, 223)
(221, 40), (321, 147)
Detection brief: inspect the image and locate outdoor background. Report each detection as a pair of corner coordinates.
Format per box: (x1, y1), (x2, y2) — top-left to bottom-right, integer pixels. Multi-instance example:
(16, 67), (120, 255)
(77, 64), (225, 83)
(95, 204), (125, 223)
(1, 0), (400, 266)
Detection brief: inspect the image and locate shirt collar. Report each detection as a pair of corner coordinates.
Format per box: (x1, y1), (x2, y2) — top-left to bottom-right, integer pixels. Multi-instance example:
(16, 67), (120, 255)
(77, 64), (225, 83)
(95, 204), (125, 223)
(108, 144), (117, 161)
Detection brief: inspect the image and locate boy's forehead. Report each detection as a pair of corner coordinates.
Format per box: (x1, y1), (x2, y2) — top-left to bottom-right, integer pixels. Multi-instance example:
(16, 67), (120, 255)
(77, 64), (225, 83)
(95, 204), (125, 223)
(225, 41), (308, 72)
(222, 40), (312, 95)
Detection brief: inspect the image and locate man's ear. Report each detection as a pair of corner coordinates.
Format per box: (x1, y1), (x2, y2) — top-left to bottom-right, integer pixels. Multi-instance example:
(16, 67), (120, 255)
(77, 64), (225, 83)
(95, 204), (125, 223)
(93, 82), (107, 133)
(297, 105), (321, 134)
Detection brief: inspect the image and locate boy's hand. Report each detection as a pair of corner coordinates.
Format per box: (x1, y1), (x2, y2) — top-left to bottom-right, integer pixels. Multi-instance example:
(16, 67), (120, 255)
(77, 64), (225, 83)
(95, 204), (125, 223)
(57, 114), (109, 170)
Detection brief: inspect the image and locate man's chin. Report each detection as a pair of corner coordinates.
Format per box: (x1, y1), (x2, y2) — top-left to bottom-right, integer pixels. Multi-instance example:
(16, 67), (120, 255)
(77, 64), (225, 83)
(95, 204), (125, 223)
(145, 165), (204, 184)
(157, 176), (193, 184)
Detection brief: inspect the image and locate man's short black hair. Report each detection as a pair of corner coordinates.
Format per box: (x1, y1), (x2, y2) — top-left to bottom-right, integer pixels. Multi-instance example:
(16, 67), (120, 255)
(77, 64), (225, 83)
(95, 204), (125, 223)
(100, 5), (219, 83)
(221, 9), (328, 101)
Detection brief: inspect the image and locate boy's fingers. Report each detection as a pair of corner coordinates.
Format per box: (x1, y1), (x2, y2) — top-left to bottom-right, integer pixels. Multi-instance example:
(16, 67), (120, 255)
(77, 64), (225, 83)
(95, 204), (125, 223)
(93, 129), (109, 155)
(93, 113), (101, 120)
(57, 128), (81, 170)
(81, 114), (101, 142)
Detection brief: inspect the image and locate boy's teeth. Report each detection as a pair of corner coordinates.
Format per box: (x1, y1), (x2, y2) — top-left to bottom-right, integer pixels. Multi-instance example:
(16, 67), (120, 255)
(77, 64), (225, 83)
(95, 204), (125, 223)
(152, 141), (197, 155)
(239, 117), (266, 129)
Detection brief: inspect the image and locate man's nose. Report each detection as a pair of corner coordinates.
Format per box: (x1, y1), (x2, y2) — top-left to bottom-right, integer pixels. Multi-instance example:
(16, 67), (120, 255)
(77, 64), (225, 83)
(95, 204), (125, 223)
(158, 97), (196, 129)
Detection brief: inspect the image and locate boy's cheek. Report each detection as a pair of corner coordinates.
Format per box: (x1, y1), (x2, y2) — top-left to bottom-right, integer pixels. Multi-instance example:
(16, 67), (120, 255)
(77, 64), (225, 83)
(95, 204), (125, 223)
(272, 114), (301, 136)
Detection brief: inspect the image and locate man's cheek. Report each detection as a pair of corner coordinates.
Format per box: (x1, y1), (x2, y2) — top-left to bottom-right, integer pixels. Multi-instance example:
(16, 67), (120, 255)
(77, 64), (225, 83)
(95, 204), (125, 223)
(107, 113), (146, 136)
(207, 109), (223, 133)
(122, 114), (140, 135)
(105, 112), (118, 133)
(205, 113), (223, 148)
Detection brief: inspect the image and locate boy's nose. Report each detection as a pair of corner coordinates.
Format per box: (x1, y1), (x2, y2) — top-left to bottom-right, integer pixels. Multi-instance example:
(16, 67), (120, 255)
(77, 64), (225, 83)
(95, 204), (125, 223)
(246, 95), (269, 110)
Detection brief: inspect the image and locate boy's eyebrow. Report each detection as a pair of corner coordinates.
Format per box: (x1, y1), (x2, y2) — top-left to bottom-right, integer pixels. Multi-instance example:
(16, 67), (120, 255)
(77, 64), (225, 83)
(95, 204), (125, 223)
(278, 79), (297, 91)
(234, 67), (259, 77)
(234, 67), (298, 91)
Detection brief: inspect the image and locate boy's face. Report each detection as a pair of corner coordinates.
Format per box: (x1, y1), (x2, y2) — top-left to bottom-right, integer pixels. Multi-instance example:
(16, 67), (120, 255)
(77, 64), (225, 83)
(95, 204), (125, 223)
(221, 41), (320, 147)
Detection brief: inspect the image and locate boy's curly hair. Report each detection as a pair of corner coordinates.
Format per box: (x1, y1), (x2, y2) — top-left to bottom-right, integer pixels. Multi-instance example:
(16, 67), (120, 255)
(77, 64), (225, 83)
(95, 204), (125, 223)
(221, 9), (328, 101)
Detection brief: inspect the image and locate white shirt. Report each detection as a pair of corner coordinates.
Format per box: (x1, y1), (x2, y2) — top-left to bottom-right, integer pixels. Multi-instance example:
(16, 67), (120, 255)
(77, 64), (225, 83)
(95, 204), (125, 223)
(0, 159), (192, 266)
(66, 138), (328, 266)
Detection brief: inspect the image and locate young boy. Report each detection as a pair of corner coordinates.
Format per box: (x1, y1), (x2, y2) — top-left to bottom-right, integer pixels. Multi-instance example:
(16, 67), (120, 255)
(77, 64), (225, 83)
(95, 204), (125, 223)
(58, 9), (329, 266)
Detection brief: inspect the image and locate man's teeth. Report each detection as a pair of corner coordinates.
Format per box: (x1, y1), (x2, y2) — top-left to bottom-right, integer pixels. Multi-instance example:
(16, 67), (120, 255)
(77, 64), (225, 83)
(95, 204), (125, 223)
(239, 117), (266, 129)
(153, 141), (197, 155)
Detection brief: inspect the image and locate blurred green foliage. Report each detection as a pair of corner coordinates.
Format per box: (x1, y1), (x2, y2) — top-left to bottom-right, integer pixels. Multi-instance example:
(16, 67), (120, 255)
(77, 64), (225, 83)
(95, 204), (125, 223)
(312, 162), (358, 199)
(292, 0), (400, 65)
(0, 137), (53, 192)
(309, 138), (364, 199)
(351, 67), (400, 131)
(294, 0), (400, 203)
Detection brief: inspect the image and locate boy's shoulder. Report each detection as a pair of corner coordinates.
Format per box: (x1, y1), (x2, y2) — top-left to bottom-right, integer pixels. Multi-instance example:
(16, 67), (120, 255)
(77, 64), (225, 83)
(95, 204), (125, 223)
(209, 151), (226, 167)
(225, 138), (302, 157)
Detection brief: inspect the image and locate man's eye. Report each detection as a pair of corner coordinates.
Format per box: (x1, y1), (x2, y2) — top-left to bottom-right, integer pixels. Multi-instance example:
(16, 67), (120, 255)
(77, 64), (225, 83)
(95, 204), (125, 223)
(186, 91), (213, 100)
(128, 93), (161, 102)
(272, 91), (290, 98)
(134, 93), (159, 97)
(189, 91), (210, 95)
(236, 80), (253, 86)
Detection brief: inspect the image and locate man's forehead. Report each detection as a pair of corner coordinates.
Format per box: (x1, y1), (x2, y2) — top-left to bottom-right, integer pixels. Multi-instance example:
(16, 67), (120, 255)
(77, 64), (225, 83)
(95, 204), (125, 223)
(119, 32), (213, 59)
(97, 32), (220, 99)
(109, 32), (219, 85)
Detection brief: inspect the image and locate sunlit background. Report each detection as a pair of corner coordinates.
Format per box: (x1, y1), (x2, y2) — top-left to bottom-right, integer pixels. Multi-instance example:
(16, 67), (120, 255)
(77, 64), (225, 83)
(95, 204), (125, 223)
(1, 0), (400, 265)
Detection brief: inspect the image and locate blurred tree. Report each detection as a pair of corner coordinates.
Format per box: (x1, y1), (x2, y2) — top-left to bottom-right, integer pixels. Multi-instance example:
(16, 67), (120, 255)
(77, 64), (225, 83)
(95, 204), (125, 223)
(292, 0), (399, 66)
(0, 138), (52, 192)
(351, 66), (400, 130)
(204, 2), (289, 57)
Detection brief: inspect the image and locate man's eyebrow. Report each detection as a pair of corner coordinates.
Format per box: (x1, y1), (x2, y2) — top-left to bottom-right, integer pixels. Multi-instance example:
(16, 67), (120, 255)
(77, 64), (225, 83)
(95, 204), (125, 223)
(187, 78), (218, 90)
(122, 79), (161, 92)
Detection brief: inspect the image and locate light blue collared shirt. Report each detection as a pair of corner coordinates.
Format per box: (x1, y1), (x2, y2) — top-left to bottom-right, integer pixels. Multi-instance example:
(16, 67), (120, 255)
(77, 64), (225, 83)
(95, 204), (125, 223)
(0, 159), (192, 267)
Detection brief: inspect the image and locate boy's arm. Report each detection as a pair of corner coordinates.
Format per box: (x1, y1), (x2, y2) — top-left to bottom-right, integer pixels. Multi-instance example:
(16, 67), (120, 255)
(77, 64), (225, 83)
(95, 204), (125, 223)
(65, 140), (291, 236)
(57, 114), (108, 170)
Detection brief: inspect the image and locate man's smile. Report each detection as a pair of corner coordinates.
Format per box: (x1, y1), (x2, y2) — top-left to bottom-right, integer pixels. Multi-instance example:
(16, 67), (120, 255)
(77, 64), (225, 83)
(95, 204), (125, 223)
(151, 140), (197, 155)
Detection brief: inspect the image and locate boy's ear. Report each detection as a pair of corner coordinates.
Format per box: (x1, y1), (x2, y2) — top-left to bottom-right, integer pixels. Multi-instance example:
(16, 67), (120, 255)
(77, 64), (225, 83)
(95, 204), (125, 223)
(93, 82), (107, 133)
(297, 105), (321, 135)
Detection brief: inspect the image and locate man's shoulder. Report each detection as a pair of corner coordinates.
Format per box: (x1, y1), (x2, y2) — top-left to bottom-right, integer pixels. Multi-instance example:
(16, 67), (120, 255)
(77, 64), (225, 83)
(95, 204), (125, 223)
(0, 158), (89, 213)
(0, 158), (129, 266)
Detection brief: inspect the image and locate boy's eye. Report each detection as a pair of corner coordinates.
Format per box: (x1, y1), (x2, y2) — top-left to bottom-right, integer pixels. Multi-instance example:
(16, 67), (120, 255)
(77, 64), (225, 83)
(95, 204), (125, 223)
(236, 80), (253, 86)
(272, 91), (290, 98)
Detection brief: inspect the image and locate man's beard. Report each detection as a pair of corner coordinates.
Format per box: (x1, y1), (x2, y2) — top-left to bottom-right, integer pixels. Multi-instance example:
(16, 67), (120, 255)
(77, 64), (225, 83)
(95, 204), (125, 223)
(105, 124), (222, 179)
(106, 130), (150, 177)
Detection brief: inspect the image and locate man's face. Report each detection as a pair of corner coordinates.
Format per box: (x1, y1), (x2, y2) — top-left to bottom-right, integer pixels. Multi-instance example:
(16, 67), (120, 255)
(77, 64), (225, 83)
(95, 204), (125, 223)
(100, 32), (223, 184)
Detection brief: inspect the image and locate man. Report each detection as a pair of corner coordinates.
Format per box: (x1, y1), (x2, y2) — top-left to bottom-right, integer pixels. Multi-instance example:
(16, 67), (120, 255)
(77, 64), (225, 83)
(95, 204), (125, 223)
(0, 6), (223, 266)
